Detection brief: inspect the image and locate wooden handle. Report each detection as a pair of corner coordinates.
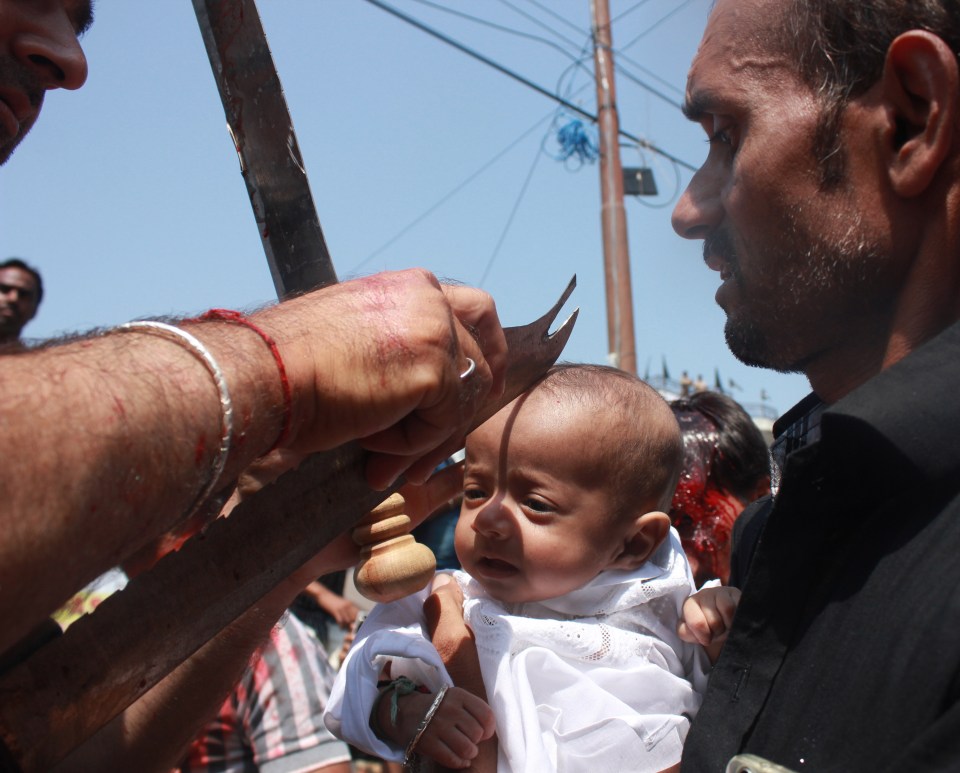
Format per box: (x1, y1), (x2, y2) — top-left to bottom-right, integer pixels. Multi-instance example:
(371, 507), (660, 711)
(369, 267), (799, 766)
(352, 494), (436, 603)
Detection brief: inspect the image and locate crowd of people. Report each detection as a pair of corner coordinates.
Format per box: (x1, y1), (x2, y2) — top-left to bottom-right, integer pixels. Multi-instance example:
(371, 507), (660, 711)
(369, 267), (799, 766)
(3, 0), (960, 771)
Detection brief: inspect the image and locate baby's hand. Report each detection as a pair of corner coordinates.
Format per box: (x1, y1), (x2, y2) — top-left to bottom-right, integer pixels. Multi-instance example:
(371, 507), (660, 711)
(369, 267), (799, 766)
(395, 686), (496, 769)
(678, 585), (742, 663)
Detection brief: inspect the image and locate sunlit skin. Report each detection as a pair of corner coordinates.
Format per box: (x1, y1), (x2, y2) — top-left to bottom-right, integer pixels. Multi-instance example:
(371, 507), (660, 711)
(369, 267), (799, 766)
(0, 0), (91, 164)
(670, 0), (919, 402)
(0, 266), (38, 340)
(455, 390), (669, 606)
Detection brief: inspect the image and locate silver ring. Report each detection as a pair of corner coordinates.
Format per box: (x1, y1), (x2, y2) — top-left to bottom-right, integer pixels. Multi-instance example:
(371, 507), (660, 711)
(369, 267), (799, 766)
(459, 357), (476, 380)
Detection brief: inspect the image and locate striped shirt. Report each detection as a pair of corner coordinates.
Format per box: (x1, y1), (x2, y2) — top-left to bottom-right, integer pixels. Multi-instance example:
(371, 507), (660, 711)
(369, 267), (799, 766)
(178, 614), (351, 773)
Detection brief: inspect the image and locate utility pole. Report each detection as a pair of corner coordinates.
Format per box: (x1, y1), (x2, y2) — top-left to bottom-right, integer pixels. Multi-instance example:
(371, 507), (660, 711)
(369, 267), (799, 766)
(591, 0), (637, 374)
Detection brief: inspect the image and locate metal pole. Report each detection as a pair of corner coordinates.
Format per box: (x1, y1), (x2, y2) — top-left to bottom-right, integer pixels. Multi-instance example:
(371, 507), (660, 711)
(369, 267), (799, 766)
(591, 0), (637, 374)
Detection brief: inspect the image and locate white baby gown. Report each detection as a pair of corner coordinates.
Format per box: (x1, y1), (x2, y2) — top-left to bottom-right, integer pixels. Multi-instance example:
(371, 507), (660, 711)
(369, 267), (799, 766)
(324, 529), (708, 772)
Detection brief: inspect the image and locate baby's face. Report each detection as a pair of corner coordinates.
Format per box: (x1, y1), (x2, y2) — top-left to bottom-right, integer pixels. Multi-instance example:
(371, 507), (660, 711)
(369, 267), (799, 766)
(455, 393), (629, 604)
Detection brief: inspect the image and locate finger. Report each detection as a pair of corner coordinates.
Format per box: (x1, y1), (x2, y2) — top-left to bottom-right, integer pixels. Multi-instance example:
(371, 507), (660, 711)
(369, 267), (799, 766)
(403, 438), (468, 486)
(363, 432), (466, 491)
(419, 734), (475, 770)
(679, 603), (712, 646)
(400, 462), (464, 525)
(443, 284), (508, 395)
(464, 695), (497, 739)
(716, 587), (742, 629)
(698, 601), (727, 639)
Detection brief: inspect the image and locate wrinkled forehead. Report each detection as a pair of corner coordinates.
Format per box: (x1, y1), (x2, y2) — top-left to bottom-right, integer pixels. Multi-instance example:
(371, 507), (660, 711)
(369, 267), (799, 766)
(686, 0), (792, 102)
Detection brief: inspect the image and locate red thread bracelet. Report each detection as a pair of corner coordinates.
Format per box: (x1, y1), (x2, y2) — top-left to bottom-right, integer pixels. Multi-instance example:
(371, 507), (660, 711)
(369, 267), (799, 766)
(198, 308), (292, 451)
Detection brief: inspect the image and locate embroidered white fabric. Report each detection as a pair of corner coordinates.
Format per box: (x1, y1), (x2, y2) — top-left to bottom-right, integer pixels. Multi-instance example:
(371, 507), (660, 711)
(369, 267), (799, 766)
(324, 529), (709, 772)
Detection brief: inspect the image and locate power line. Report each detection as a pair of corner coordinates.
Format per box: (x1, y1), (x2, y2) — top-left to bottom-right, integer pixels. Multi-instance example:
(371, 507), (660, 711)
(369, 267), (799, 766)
(406, 0), (585, 63)
(501, 0), (686, 106)
(494, 0), (587, 53)
(478, 129), (546, 287)
(362, 0), (696, 172)
(350, 112), (555, 274)
(618, 0), (700, 52)
(519, 0), (584, 37)
(610, 0), (658, 25)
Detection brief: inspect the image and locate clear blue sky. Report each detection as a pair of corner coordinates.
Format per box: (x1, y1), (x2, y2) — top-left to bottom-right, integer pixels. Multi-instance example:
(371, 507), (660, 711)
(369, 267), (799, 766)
(1, 0), (811, 417)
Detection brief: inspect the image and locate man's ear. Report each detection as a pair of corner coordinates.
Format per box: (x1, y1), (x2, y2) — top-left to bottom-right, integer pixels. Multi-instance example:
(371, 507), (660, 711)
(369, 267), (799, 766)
(609, 511), (671, 571)
(881, 30), (959, 197)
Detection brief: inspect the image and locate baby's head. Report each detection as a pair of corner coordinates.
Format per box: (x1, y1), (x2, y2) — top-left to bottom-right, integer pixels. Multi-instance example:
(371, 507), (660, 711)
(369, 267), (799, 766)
(455, 364), (682, 604)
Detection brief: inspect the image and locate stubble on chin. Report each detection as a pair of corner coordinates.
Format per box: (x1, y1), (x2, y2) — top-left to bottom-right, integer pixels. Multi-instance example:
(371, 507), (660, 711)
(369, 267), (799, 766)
(722, 204), (886, 375)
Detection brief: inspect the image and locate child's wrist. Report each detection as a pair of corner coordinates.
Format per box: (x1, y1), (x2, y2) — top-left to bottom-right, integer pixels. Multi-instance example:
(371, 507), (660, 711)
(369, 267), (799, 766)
(369, 676), (430, 743)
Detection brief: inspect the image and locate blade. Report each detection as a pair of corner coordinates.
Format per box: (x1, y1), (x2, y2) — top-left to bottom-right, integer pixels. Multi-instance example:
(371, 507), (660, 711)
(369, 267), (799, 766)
(193, 0), (336, 297)
(0, 280), (577, 770)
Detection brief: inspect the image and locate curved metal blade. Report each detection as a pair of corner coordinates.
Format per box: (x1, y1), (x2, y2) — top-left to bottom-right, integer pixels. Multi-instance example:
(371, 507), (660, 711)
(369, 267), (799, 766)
(471, 275), (579, 428)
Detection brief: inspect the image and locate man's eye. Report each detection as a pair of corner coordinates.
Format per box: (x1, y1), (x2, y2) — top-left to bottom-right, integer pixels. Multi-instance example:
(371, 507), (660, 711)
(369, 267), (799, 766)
(707, 129), (732, 145)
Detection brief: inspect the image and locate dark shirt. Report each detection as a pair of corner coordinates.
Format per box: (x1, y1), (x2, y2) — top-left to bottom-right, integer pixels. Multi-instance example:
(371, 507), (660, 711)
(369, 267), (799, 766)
(682, 320), (960, 772)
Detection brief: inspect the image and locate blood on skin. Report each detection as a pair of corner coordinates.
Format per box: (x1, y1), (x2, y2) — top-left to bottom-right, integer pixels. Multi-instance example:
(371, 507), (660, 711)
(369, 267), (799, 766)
(195, 435), (207, 466)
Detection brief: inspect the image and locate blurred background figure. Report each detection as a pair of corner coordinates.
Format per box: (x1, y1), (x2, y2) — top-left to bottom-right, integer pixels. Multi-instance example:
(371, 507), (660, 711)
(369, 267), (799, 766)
(669, 392), (771, 586)
(0, 258), (42, 347)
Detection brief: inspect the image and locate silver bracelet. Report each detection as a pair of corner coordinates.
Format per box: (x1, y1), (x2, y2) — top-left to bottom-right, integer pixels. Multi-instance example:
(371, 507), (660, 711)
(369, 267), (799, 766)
(403, 684), (449, 769)
(115, 320), (233, 518)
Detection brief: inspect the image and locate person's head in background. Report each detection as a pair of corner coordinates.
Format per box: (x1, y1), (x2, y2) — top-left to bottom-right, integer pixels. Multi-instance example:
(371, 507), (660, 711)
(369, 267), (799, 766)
(457, 363), (683, 605)
(669, 391), (770, 586)
(0, 258), (43, 344)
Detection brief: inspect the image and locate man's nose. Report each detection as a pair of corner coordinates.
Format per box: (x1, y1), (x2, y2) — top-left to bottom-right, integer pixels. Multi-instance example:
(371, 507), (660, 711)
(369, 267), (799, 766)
(671, 164), (724, 241)
(12, 11), (88, 91)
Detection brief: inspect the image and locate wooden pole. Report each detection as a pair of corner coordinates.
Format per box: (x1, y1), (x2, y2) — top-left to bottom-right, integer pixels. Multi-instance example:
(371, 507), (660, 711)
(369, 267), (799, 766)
(592, 0), (637, 374)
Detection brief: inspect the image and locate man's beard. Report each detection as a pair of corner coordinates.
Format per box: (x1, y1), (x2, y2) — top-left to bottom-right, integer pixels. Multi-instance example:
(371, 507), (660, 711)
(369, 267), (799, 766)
(706, 203), (887, 374)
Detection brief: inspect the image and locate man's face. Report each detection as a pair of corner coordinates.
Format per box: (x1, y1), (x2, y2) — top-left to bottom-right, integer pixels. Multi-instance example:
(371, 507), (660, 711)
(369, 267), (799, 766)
(671, 0), (902, 378)
(0, 0), (91, 164)
(0, 266), (39, 340)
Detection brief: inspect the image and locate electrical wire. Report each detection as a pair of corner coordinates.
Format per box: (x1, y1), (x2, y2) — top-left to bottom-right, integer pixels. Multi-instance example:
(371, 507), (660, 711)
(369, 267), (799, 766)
(617, 0), (700, 52)
(406, 0), (585, 63)
(609, 0), (658, 26)
(519, 0), (584, 36)
(493, 0), (587, 53)
(504, 0), (687, 107)
(349, 112), (555, 274)
(477, 130), (547, 287)
(361, 0), (696, 171)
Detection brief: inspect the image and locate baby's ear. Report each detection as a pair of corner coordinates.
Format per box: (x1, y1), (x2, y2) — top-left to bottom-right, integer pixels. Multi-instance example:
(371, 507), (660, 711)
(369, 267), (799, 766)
(609, 511), (671, 571)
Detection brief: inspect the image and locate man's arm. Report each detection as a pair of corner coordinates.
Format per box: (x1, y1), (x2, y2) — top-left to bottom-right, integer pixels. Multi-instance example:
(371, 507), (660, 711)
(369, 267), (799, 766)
(52, 469), (465, 772)
(0, 269), (504, 655)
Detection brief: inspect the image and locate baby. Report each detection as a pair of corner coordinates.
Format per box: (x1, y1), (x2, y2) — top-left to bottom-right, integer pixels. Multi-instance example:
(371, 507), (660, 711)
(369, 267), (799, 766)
(325, 364), (709, 772)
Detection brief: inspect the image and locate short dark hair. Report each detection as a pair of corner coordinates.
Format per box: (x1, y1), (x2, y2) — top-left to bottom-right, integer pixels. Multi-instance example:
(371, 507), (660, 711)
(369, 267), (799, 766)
(0, 258), (43, 305)
(533, 363), (683, 513)
(670, 391), (770, 504)
(773, 1), (960, 187)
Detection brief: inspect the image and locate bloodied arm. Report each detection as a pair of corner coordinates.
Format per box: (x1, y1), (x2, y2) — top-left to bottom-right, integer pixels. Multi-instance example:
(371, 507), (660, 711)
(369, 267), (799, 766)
(0, 269), (505, 656)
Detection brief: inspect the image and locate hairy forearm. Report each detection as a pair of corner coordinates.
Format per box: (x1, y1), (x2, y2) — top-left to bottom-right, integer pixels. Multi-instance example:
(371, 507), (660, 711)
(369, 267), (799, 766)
(0, 321), (282, 653)
(0, 268), (503, 658)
